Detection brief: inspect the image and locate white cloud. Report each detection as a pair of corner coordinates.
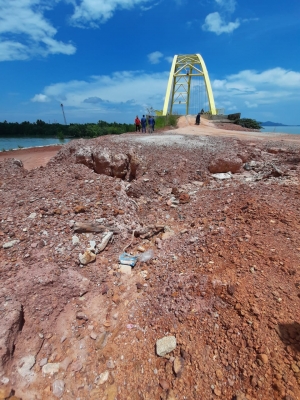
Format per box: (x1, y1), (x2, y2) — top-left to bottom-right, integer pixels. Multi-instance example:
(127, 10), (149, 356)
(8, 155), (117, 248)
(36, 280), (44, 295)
(67, 0), (152, 27)
(202, 12), (240, 35)
(31, 70), (169, 114)
(212, 67), (300, 113)
(0, 0), (76, 61)
(215, 0), (236, 13)
(148, 51), (163, 64)
(31, 94), (50, 102)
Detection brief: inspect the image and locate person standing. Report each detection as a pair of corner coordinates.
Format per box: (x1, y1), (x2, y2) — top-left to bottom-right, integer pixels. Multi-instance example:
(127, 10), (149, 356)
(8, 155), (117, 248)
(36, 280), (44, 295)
(152, 116), (155, 132)
(148, 115), (153, 133)
(195, 112), (200, 125)
(134, 116), (141, 132)
(141, 115), (147, 133)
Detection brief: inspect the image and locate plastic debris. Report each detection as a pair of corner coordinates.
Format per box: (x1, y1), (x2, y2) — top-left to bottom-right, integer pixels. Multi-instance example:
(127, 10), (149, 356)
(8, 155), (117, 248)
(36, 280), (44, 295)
(119, 252), (138, 267)
(138, 249), (154, 263)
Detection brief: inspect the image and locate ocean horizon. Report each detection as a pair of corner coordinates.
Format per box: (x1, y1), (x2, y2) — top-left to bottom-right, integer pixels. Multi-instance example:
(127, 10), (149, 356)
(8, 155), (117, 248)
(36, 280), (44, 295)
(261, 126), (300, 134)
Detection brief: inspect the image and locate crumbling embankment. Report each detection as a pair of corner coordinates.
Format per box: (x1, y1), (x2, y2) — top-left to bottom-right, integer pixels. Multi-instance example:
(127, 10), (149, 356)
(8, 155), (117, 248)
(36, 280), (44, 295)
(0, 131), (300, 400)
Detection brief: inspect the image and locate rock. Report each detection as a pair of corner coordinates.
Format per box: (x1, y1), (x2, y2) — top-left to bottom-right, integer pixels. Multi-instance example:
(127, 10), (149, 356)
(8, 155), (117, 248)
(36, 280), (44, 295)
(227, 284), (235, 296)
(208, 156), (243, 174)
(291, 363), (299, 373)
(70, 360), (82, 372)
(179, 193), (190, 204)
(2, 240), (19, 249)
(214, 387), (222, 396)
(17, 355), (36, 379)
(76, 311), (88, 321)
(173, 356), (184, 377)
(72, 235), (80, 245)
(42, 363), (60, 375)
(74, 205), (86, 213)
(156, 336), (176, 357)
(212, 172), (232, 180)
(90, 331), (97, 340)
(159, 380), (169, 390)
(52, 380), (64, 398)
(119, 264), (132, 275)
(267, 147), (279, 154)
(215, 369), (223, 379)
(166, 389), (177, 400)
(106, 359), (115, 369)
(96, 370), (109, 385)
(257, 354), (268, 364)
(95, 332), (109, 350)
(28, 212), (37, 219)
(79, 249), (96, 265)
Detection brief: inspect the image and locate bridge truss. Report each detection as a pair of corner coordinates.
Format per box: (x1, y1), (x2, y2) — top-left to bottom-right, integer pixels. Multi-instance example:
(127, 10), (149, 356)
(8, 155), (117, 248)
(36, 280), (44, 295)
(162, 54), (216, 116)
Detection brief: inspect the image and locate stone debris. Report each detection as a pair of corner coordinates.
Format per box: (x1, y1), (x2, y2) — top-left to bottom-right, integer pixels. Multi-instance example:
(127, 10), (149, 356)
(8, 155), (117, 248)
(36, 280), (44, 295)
(156, 336), (177, 357)
(0, 125), (300, 399)
(79, 249), (96, 265)
(42, 363), (60, 375)
(2, 240), (19, 249)
(17, 355), (35, 379)
(52, 380), (64, 398)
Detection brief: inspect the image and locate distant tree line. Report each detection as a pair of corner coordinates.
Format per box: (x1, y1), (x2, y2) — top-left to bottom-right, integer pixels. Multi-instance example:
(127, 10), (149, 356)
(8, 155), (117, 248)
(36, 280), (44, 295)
(235, 118), (263, 130)
(0, 120), (135, 138)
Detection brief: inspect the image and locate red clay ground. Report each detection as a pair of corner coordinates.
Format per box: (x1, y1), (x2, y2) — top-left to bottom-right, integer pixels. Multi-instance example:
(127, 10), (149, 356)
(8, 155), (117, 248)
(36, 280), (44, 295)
(0, 118), (300, 400)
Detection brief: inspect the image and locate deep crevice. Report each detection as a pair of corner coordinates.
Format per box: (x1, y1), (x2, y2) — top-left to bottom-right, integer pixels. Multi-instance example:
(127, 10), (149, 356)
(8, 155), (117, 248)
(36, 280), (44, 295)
(19, 305), (25, 332)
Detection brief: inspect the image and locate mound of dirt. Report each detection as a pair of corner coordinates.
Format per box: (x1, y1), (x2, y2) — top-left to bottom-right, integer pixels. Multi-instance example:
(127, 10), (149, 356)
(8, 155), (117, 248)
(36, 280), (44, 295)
(0, 130), (300, 400)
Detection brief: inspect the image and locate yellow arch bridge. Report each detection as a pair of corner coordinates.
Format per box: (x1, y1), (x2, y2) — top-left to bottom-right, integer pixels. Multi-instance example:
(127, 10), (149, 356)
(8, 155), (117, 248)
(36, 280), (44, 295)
(162, 54), (217, 116)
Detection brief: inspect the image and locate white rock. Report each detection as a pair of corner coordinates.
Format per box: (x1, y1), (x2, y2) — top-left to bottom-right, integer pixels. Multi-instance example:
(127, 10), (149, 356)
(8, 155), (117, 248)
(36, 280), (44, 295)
(3, 240), (20, 249)
(212, 172), (232, 180)
(72, 235), (80, 245)
(42, 362), (60, 375)
(119, 264), (132, 274)
(17, 355), (36, 378)
(28, 212), (37, 219)
(96, 370), (109, 385)
(156, 336), (176, 357)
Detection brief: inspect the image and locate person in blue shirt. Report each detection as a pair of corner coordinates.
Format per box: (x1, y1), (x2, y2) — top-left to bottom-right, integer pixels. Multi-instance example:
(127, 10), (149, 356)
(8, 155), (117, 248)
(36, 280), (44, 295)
(148, 116), (153, 133)
(141, 115), (147, 133)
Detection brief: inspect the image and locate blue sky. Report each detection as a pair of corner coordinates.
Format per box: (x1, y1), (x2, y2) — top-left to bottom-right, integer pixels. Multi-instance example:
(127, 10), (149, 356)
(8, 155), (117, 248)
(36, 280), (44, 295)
(0, 0), (299, 125)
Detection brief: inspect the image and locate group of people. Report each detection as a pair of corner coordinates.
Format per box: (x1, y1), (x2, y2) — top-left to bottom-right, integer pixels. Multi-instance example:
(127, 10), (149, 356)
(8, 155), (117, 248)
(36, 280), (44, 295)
(134, 115), (155, 133)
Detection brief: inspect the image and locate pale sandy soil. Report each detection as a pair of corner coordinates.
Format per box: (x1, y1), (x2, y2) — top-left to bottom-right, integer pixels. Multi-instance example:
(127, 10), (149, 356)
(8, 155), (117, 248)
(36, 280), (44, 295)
(0, 117), (299, 170)
(0, 145), (62, 170)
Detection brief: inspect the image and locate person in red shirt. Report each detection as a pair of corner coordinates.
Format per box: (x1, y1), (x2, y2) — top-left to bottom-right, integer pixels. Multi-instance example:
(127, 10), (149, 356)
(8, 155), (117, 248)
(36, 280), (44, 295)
(134, 116), (141, 132)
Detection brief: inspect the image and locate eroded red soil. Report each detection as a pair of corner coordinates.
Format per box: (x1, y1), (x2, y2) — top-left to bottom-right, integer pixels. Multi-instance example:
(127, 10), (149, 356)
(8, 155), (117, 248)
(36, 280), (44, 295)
(0, 119), (300, 400)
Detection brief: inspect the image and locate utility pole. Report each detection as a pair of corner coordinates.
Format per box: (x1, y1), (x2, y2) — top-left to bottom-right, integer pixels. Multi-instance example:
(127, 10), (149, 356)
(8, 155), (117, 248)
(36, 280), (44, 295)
(60, 103), (67, 125)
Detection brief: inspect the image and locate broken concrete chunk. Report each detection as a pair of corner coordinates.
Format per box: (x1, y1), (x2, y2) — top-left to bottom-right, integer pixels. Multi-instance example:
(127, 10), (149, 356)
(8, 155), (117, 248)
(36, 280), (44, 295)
(156, 336), (176, 357)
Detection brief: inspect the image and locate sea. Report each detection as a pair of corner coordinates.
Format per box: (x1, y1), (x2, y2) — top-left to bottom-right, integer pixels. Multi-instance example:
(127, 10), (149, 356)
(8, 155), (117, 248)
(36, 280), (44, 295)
(0, 137), (72, 151)
(261, 126), (300, 135)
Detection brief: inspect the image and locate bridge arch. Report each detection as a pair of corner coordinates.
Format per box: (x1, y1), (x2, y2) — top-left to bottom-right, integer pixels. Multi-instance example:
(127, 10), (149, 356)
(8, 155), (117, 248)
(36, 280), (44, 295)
(162, 54), (216, 116)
